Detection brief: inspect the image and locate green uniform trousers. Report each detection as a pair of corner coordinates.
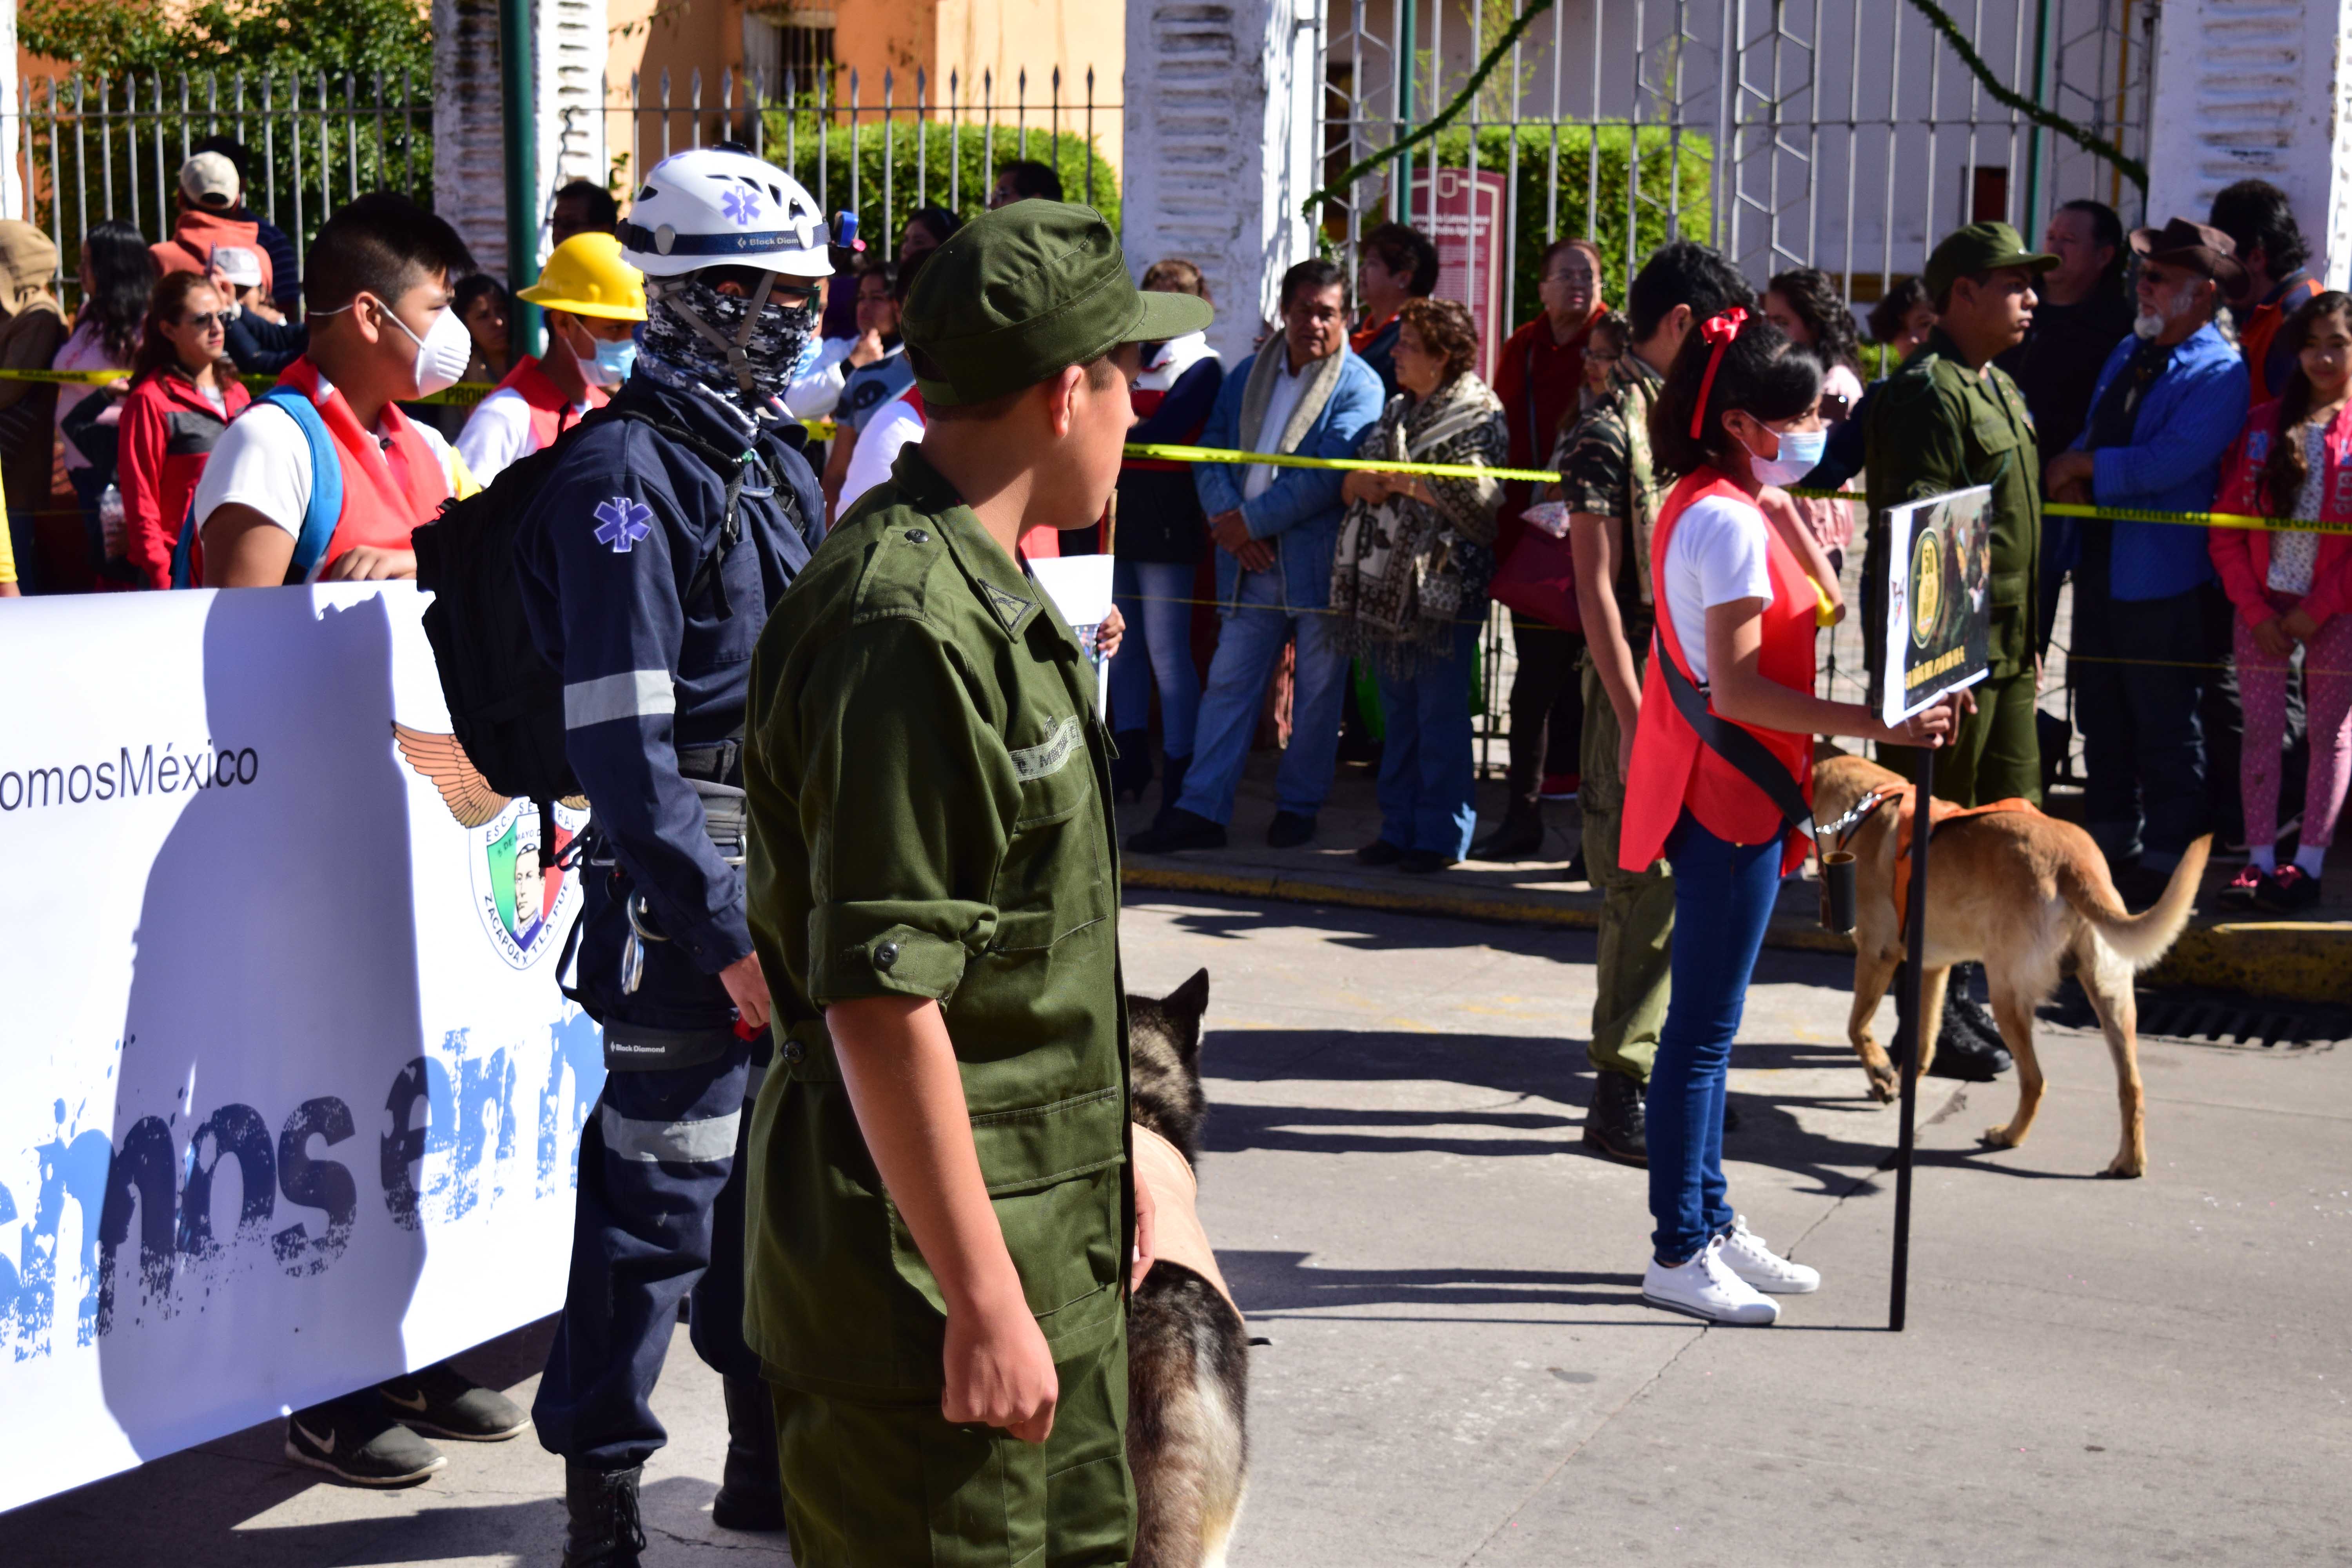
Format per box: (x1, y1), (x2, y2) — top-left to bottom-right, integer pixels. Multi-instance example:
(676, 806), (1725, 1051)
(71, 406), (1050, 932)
(1877, 666), (2042, 809)
(772, 1326), (1135, 1568)
(1579, 650), (1675, 1083)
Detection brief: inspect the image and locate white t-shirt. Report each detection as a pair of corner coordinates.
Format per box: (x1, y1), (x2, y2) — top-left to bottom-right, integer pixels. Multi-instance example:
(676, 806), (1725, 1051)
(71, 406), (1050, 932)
(1243, 355), (1314, 501)
(837, 390), (926, 516)
(1661, 493), (1774, 684)
(782, 336), (858, 420)
(193, 397), (463, 578)
(457, 385), (587, 485)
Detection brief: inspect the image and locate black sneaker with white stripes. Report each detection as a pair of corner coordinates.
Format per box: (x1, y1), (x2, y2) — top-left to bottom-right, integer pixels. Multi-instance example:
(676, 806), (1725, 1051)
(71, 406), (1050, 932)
(284, 1397), (447, 1486)
(379, 1362), (532, 1441)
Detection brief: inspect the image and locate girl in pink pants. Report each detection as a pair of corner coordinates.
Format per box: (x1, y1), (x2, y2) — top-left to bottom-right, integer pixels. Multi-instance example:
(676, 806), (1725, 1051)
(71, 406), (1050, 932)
(2212, 292), (2352, 911)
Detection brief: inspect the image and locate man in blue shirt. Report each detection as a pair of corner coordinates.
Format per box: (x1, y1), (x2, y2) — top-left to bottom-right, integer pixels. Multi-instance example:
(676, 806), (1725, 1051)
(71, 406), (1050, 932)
(1127, 258), (1384, 852)
(2045, 219), (2252, 899)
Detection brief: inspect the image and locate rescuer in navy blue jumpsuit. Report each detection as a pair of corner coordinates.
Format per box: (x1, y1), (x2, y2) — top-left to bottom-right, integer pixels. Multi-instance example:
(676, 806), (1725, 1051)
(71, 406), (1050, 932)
(510, 144), (835, 1567)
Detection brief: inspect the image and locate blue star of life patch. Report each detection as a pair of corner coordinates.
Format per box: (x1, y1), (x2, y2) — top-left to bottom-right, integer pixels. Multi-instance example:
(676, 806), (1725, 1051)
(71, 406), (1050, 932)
(720, 187), (762, 226)
(593, 494), (655, 554)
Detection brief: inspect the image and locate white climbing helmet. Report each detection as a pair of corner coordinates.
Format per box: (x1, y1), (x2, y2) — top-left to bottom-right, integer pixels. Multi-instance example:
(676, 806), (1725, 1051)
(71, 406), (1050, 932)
(617, 144), (831, 279)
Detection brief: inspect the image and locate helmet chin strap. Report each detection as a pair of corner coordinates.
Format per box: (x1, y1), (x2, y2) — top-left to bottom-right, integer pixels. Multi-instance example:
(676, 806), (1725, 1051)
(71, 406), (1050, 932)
(657, 270), (779, 397)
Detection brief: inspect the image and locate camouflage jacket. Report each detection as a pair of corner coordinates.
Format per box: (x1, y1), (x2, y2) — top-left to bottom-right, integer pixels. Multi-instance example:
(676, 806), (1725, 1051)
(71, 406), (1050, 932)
(1552, 354), (1670, 637)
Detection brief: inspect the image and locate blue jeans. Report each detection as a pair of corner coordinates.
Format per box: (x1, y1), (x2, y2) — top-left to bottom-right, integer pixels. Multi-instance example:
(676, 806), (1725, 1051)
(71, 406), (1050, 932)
(1176, 564), (1350, 823)
(1372, 617), (1480, 856)
(1110, 558), (1201, 757)
(1648, 814), (1781, 1264)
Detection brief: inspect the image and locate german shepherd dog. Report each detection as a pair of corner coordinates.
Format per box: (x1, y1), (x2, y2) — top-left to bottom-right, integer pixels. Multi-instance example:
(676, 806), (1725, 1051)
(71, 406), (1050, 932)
(1813, 753), (2210, 1178)
(1125, 969), (1250, 1566)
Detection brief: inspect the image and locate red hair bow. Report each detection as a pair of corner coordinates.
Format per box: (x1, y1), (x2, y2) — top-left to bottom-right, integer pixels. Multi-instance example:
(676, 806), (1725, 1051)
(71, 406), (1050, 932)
(1691, 306), (1749, 438)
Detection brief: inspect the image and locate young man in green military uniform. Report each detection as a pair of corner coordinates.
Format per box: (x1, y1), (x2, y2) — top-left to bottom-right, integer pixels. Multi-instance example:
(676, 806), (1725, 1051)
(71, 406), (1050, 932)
(1863, 219), (2055, 1080)
(1561, 239), (1752, 1165)
(740, 201), (1210, 1565)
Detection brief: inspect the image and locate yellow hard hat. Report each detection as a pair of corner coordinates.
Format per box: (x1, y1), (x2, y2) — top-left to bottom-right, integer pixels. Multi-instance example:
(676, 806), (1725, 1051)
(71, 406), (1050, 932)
(517, 231), (647, 321)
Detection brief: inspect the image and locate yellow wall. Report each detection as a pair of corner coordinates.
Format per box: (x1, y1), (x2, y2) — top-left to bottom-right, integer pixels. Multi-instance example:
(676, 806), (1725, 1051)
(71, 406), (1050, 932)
(602, 0), (1122, 193)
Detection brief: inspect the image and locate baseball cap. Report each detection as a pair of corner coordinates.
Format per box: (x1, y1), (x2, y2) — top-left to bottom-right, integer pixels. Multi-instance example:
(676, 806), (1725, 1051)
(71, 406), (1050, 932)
(211, 246), (263, 287)
(179, 151), (240, 210)
(1922, 221), (2057, 300)
(899, 201), (1213, 407)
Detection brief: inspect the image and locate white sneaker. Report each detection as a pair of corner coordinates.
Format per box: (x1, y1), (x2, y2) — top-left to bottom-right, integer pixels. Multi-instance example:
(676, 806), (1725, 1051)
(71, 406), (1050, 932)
(1642, 1235), (1780, 1325)
(1715, 1214), (1821, 1294)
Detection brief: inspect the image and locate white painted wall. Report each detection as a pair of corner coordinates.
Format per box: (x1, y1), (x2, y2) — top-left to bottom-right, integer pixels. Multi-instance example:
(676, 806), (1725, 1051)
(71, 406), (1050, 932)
(434, 0), (611, 282)
(1121, 0), (1321, 365)
(2145, 0), (2352, 288)
(0, 0), (20, 223)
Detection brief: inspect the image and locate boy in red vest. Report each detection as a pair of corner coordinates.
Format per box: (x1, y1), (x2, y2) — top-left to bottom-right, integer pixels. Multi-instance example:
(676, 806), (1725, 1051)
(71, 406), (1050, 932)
(458, 232), (647, 484)
(197, 193), (480, 588)
(193, 195), (529, 1481)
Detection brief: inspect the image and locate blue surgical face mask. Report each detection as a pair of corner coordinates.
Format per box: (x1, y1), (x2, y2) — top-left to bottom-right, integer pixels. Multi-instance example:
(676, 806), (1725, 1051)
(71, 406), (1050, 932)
(1748, 423), (1827, 486)
(587, 334), (639, 388)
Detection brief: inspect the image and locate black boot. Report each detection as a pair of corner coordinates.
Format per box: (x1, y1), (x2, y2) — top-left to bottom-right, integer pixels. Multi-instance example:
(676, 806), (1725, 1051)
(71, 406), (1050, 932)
(1583, 1071), (1648, 1166)
(563, 1464), (646, 1568)
(1942, 962), (2014, 1062)
(1894, 960), (2012, 1081)
(711, 1376), (786, 1532)
(1156, 751), (1192, 826)
(1469, 803), (1545, 862)
(1109, 729), (1153, 802)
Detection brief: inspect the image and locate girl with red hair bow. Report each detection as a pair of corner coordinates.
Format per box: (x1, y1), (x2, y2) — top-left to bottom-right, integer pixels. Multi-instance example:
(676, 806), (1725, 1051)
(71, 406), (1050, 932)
(1626, 308), (1960, 1326)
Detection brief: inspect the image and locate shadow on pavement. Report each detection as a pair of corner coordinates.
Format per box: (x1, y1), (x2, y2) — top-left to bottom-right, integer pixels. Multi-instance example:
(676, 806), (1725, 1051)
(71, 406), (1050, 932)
(1222, 1248), (1643, 1314)
(8, 1318), (561, 1566)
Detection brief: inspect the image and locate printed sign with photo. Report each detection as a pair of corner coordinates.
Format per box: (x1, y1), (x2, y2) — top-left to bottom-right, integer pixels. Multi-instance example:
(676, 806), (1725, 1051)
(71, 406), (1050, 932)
(1875, 484), (1995, 726)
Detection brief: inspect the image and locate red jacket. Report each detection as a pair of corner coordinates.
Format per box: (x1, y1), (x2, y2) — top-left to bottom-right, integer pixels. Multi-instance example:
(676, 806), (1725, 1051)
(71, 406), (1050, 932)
(152, 210), (276, 300)
(117, 368), (250, 590)
(1491, 305), (1607, 557)
(2210, 397), (2352, 630)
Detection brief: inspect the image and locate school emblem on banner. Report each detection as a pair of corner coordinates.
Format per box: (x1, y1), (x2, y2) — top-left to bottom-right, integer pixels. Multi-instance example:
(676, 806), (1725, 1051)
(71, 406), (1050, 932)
(393, 725), (590, 967)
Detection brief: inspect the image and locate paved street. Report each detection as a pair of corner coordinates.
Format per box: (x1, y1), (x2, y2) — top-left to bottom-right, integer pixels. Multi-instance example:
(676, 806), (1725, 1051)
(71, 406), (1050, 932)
(13, 892), (2350, 1564)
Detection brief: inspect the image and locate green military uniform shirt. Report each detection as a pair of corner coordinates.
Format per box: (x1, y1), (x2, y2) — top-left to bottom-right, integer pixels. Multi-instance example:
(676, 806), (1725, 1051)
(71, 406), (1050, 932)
(741, 444), (1130, 1399)
(1863, 326), (2042, 682)
(1863, 327), (2045, 805)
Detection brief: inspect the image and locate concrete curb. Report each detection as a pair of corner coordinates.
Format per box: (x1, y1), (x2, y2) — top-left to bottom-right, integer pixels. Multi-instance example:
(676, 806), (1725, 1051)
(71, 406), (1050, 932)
(1122, 864), (2352, 1004)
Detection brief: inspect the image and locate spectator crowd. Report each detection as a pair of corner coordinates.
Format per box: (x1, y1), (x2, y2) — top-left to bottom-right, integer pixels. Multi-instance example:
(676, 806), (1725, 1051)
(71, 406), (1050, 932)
(0, 143), (2338, 1183)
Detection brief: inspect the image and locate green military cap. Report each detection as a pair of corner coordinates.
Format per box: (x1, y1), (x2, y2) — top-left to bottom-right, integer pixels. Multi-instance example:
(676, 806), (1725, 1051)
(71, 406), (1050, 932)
(1922, 221), (2058, 299)
(900, 201), (1214, 406)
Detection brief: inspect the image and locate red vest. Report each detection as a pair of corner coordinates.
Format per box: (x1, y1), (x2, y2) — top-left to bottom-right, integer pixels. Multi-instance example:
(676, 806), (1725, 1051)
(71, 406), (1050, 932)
(491, 354), (605, 452)
(1620, 470), (1817, 877)
(276, 357), (452, 571)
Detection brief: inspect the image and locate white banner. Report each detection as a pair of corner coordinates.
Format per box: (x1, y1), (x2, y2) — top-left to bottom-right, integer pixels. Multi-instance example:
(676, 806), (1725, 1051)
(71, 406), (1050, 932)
(0, 584), (603, 1514)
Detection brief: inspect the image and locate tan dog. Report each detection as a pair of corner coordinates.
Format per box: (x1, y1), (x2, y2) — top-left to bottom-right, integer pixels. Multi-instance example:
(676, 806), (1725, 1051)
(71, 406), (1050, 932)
(1813, 753), (2210, 1178)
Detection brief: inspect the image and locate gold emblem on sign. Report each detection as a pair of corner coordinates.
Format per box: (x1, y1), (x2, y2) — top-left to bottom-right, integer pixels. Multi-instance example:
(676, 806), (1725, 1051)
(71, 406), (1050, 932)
(1910, 526), (1942, 648)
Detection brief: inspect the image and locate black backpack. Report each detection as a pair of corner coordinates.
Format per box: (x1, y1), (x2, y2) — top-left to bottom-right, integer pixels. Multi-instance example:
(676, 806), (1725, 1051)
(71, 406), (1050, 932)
(411, 403), (756, 863)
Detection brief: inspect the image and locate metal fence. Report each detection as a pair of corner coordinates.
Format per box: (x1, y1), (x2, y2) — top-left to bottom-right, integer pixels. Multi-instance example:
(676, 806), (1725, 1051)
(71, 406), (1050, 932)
(1312, 0), (2155, 776)
(5, 71), (432, 313)
(1316, 0), (2156, 321)
(3, 64), (1116, 313)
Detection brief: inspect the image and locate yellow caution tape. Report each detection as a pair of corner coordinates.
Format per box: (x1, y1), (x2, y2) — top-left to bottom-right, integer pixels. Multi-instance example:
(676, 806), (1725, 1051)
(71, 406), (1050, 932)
(15, 371), (2323, 533)
(1124, 440), (1564, 485)
(0, 365), (494, 405)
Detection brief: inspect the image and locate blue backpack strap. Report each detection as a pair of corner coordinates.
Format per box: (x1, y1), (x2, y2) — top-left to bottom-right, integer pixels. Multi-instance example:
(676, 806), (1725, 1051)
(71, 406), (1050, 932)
(170, 500), (197, 588)
(255, 385), (344, 581)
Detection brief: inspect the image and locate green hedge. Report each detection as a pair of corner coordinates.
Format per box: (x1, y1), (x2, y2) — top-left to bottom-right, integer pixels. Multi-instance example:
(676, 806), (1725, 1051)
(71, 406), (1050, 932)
(1356, 123), (1714, 322)
(758, 115), (1118, 252)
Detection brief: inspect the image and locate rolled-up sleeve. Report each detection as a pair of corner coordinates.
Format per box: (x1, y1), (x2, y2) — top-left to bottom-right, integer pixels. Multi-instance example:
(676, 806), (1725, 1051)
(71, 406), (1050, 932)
(800, 619), (1013, 1005)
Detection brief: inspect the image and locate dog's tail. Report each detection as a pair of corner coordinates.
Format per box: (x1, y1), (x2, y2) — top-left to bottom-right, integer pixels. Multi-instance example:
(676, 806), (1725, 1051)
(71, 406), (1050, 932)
(2059, 833), (2211, 969)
